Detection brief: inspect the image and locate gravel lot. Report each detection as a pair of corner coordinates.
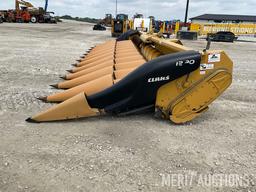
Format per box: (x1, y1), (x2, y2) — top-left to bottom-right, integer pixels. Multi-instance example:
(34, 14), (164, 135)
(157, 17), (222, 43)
(0, 20), (255, 192)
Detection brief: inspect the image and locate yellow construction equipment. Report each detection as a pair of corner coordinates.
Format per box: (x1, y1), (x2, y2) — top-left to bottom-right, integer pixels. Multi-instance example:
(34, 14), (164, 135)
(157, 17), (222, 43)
(26, 31), (233, 124)
(111, 14), (130, 37)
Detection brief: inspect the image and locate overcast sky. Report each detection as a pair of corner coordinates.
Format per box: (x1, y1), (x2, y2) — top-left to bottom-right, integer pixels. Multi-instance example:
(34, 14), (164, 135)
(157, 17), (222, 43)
(1, 0), (255, 20)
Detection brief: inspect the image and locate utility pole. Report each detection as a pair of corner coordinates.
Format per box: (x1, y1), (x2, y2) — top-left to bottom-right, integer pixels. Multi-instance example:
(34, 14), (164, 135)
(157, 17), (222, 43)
(115, 0), (117, 17)
(184, 0), (189, 24)
(45, 0), (48, 12)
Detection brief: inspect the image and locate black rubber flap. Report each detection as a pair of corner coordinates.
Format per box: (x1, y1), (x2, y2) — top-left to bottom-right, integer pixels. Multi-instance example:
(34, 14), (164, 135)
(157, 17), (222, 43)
(116, 29), (140, 41)
(87, 50), (201, 114)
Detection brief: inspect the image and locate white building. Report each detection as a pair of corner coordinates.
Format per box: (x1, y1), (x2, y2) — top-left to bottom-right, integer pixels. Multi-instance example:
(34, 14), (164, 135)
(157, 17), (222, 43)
(190, 14), (256, 24)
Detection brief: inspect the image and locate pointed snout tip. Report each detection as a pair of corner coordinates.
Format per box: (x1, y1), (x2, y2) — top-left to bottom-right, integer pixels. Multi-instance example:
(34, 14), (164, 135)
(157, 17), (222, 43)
(50, 84), (59, 89)
(25, 117), (40, 123)
(59, 75), (67, 80)
(36, 96), (48, 102)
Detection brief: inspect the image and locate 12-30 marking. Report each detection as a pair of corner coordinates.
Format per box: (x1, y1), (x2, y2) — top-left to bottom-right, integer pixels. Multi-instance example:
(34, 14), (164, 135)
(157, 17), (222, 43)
(176, 59), (195, 66)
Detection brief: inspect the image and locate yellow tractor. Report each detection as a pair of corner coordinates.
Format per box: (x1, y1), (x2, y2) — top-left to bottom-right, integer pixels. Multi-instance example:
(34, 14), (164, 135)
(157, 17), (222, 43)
(27, 31), (233, 124)
(111, 14), (130, 37)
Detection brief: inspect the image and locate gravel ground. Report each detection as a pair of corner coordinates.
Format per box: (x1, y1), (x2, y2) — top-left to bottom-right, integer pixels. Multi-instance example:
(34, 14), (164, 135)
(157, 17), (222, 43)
(0, 20), (255, 192)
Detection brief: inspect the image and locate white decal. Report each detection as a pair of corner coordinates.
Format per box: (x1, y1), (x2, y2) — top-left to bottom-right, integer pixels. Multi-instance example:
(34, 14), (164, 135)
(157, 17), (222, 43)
(200, 70), (206, 75)
(148, 75), (170, 83)
(208, 53), (220, 63)
(200, 63), (214, 70)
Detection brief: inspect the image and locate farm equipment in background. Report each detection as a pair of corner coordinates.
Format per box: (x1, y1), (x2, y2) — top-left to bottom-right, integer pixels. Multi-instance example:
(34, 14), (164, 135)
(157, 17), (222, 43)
(101, 14), (112, 27)
(93, 24), (106, 31)
(1, 0), (56, 23)
(206, 31), (238, 42)
(153, 20), (185, 38)
(27, 30), (233, 124)
(0, 10), (15, 23)
(111, 14), (129, 37)
(116, 13), (154, 33)
(132, 17), (151, 32)
(132, 13), (147, 32)
(148, 16), (155, 29)
(0, 12), (3, 23)
(0, 10), (15, 22)
(133, 13), (144, 19)
(158, 20), (175, 37)
(173, 21), (198, 40)
(93, 14), (111, 31)
(15, 0), (33, 22)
